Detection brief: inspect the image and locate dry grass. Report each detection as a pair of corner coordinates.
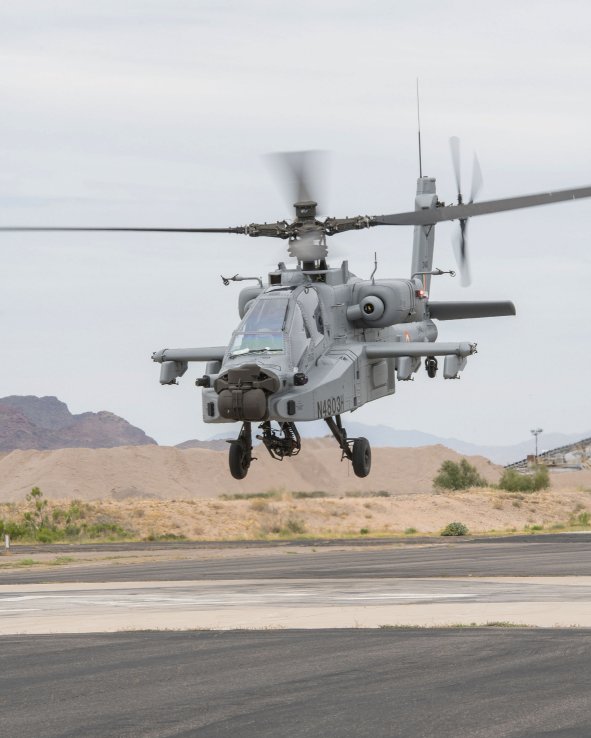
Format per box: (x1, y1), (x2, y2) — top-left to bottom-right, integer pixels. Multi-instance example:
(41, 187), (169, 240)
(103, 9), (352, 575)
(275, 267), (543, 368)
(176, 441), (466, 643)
(3, 485), (591, 541)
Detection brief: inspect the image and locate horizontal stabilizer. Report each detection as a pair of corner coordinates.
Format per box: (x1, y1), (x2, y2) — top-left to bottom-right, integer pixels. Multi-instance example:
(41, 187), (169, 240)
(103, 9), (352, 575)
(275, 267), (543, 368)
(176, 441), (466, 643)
(152, 347), (226, 363)
(428, 301), (516, 321)
(365, 341), (476, 359)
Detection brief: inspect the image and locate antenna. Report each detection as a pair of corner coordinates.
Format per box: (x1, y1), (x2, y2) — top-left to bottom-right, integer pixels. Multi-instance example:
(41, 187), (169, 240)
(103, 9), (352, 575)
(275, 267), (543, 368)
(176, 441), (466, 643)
(416, 78), (423, 178)
(370, 251), (378, 284)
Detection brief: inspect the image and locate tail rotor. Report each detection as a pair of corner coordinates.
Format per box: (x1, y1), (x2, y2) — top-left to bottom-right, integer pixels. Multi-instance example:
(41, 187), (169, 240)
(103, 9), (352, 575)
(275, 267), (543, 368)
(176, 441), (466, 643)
(449, 137), (483, 286)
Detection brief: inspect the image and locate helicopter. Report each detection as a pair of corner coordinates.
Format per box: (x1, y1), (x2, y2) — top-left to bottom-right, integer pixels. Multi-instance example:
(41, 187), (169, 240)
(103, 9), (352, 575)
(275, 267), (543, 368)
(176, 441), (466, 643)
(3, 145), (591, 479)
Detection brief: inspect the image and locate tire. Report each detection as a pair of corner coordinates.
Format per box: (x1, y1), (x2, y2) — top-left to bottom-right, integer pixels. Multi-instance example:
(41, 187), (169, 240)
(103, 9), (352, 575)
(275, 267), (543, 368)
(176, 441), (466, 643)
(229, 442), (250, 480)
(352, 437), (371, 478)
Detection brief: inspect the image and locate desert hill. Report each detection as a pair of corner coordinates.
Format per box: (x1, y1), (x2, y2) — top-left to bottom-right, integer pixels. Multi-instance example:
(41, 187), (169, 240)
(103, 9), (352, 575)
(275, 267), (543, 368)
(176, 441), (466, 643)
(0, 395), (156, 451)
(0, 441), (505, 502)
(1, 441), (589, 504)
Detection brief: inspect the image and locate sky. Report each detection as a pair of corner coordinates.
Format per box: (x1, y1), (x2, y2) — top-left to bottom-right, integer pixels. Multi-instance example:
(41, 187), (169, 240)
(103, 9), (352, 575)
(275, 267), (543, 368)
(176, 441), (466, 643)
(0, 0), (589, 446)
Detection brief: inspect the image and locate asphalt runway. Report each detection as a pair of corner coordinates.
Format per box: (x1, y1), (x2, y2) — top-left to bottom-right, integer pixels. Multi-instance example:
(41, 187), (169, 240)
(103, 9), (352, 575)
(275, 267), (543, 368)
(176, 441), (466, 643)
(3, 538), (591, 735)
(3, 630), (591, 738)
(4, 535), (591, 584)
(3, 536), (591, 630)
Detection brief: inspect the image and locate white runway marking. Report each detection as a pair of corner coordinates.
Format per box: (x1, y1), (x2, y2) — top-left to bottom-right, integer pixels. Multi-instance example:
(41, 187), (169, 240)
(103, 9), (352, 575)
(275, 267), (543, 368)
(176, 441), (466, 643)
(3, 578), (591, 632)
(0, 591), (474, 609)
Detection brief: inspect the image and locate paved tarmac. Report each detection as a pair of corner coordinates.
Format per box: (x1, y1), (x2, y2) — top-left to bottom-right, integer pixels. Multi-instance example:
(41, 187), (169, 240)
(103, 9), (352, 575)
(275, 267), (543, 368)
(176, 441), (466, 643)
(2, 629), (591, 737)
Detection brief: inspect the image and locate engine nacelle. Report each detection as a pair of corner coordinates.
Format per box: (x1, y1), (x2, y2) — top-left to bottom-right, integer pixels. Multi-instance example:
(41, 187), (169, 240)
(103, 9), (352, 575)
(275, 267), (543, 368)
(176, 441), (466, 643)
(347, 280), (416, 328)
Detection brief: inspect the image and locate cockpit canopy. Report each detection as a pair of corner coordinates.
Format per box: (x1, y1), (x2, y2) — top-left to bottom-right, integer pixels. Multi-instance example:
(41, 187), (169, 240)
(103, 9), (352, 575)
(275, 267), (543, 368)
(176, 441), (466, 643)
(228, 286), (325, 368)
(229, 295), (288, 357)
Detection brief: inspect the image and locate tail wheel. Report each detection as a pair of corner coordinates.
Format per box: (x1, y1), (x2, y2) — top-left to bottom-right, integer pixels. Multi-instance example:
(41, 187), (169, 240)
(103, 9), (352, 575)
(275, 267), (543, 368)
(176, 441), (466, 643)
(229, 442), (251, 479)
(352, 437), (371, 478)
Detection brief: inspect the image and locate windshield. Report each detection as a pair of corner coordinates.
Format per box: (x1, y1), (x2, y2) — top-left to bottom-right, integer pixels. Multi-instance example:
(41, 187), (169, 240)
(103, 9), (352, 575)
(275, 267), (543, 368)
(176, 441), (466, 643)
(229, 297), (288, 357)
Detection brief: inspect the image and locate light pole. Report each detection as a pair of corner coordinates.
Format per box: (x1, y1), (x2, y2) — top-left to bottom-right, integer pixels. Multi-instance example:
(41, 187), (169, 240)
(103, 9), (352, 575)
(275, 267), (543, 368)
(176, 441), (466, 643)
(530, 428), (543, 463)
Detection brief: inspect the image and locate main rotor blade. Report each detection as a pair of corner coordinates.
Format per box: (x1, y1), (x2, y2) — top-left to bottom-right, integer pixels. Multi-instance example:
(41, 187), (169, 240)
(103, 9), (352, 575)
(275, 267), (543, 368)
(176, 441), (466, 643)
(0, 226), (247, 234)
(372, 184), (591, 226)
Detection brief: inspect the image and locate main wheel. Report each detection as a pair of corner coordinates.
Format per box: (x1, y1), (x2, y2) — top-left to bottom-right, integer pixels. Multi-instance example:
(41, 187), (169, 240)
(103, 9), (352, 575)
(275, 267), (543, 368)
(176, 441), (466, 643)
(229, 442), (250, 480)
(352, 437), (371, 478)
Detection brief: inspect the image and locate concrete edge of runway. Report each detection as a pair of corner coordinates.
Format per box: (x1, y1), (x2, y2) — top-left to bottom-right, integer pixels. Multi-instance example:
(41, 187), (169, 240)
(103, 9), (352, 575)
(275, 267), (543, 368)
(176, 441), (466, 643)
(7, 530), (591, 556)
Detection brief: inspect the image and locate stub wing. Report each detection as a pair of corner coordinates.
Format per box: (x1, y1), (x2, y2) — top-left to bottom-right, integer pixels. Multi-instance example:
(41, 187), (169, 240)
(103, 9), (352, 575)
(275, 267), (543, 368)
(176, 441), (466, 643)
(365, 341), (476, 359)
(152, 347), (227, 363)
(152, 346), (227, 385)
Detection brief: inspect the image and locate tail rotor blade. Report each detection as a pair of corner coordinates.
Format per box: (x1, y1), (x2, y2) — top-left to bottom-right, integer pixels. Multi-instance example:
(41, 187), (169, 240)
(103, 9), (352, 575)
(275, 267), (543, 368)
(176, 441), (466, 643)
(452, 220), (472, 287)
(470, 153), (483, 203)
(449, 136), (462, 202)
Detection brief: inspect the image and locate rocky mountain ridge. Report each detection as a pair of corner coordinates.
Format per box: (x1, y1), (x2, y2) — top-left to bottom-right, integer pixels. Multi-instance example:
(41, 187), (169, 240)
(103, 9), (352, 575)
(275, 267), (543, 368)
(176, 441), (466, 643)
(1, 395), (588, 465)
(0, 396), (156, 451)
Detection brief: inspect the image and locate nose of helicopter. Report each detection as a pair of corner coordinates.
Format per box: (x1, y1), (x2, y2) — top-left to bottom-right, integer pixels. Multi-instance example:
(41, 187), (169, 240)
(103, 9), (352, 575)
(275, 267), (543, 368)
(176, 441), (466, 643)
(214, 363), (281, 421)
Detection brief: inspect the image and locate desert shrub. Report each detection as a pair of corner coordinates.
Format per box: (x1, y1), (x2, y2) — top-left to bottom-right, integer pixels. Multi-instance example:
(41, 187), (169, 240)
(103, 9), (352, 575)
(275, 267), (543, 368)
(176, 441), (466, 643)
(283, 517), (305, 535)
(434, 459), (488, 491)
(569, 511), (591, 527)
(441, 521), (469, 537)
(0, 488), (133, 543)
(405, 527), (417, 535)
(292, 491), (328, 499)
(498, 467), (550, 492)
(148, 532), (187, 541)
(221, 491), (279, 501)
(85, 522), (131, 539)
(250, 498), (270, 512)
(359, 527), (369, 535)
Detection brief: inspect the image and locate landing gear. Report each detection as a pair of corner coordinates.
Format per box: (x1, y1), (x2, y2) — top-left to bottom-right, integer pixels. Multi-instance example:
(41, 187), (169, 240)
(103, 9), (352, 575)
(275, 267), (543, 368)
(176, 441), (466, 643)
(228, 416), (372, 479)
(352, 437), (372, 477)
(425, 356), (438, 378)
(325, 415), (372, 478)
(228, 422), (253, 479)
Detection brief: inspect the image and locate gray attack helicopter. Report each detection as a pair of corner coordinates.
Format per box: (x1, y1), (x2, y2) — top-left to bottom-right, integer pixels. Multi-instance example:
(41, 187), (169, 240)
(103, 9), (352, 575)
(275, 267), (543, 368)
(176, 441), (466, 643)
(3, 144), (591, 479)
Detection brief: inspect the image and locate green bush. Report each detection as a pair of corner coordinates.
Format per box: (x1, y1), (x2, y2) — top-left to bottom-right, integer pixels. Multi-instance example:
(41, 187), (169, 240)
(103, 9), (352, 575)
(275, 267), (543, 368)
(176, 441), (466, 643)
(441, 521), (469, 537)
(434, 459), (488, 490)
(498, 466), (550, 492)
(0, 520), (28, 540)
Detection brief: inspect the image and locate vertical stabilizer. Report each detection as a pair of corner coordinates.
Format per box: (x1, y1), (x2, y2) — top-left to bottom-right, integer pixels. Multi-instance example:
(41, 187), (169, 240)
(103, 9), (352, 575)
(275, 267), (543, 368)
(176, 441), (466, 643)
(410, 177), (438, 292)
